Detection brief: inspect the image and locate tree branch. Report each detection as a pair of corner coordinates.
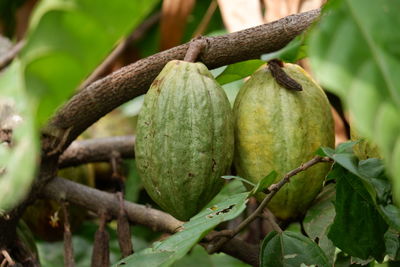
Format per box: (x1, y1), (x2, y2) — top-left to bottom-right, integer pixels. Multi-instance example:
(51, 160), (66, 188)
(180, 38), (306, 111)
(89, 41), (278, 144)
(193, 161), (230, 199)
(79, 12), (161, 89)
(58, 136), (135, 168)
(48, 9), (321, 152)
(42, 177), (259, 266)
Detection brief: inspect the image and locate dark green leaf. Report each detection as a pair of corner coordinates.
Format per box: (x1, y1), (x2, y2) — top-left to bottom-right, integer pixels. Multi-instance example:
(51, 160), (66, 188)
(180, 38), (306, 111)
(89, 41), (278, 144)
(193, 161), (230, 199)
(308, 0), (400, 205)
(251, 171), (277, 195)
(215, 60), (264, 85)
(328, 165), (387, 261)
(114, 192), (248, 266)
(261, 34), (307, 63)
(385, 229), (400, 261)
(322, 144), (400, 231)
(260, 231), (330, 267)
(303, 184), (336, 265)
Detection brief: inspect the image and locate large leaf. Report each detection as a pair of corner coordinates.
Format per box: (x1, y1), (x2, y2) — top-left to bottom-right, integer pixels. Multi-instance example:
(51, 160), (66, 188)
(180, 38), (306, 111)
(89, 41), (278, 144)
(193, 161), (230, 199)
(20, 0), (160, 125)
(114, 192), (249, 267)
(320, 143), (400, 231)
(308, 0), (400, 203)
(0, 61), (38, 212)
(327, 164), (387, 261)
(260, 231), (330, 267)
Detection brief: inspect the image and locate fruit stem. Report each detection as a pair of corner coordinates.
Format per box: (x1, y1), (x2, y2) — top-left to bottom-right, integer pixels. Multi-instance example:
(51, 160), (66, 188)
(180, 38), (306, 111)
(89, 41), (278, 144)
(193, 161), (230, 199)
(184, 37), (208, 62)
(268, 59), (303, 91)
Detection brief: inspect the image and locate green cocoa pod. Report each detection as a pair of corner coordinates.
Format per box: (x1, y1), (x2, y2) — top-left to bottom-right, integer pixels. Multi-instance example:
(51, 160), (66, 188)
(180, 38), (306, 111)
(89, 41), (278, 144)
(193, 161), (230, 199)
(350, 126), (381, 160)
(23, 165), (94, 241)
(233, 63), (334, 220)
(135, 60), (234, 221)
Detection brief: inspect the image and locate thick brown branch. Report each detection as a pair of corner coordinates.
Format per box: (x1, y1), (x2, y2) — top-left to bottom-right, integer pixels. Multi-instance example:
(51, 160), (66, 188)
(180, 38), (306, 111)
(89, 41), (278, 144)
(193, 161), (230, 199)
(42, 177), (182, 233)
(58, 136), (135, 168)
(207, 156), (333, 253)
(42, 177), (259, 266)
(48, 9), (320, 151)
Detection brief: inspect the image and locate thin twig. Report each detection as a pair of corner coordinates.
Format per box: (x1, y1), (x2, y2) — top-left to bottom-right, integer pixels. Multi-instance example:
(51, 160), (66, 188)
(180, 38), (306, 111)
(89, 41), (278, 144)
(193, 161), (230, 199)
(207, 156), (332, 253)
(61, 202), (75, 267)
(116, 192), (134, 257)
(58, 136), (135, 168)
(192, 0), (218, 37)
(0, 250), (14, 266)
(261, 210), (282, 233)
(0, 40), (25, 71)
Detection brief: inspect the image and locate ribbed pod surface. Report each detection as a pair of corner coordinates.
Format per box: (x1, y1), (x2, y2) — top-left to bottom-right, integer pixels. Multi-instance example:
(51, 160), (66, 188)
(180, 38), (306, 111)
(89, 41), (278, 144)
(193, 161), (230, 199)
(233, 63), (334, 220)
(135, 60), (234, 221)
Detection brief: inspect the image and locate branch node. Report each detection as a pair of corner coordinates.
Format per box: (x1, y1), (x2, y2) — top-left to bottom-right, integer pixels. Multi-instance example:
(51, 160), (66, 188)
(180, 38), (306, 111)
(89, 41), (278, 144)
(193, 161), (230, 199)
(183, 36), (208, 62)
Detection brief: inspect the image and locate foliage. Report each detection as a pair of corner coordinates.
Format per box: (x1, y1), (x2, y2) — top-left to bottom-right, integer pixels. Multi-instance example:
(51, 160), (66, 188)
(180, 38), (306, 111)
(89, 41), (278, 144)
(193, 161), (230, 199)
(308, 0), (400, 204)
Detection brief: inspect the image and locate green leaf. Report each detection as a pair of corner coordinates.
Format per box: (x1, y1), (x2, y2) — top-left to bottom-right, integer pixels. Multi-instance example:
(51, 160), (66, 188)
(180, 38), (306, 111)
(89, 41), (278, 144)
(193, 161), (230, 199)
(308, 0), (400, 204)
(260, 231), (330, 267)
(114, 192), (249, 267)
(215, 60), (264, 85)
(385, 229), (400, 261)
(321, 144), (400, 231)
(328, 165), (387, 261)
(172, 245), (251, 267)
(303, 184), (336, 265)
(221, 175), (256, 187)
(251, 171), (277, 195)
(208, 180), (248, 207)
(261, 34), (308, 63)
(0, 61), (39, 212)
(21, 0), (160, 125)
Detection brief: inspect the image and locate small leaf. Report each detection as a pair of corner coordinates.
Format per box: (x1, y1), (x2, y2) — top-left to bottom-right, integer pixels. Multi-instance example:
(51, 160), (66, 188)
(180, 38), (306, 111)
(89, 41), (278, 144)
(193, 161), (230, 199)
(385, 229), (400, 261)
(261, 34), (307, 63)
(251, 171), (277, 195)
(215, 60), (264, 85)
(114, 192), (249, 266)
(260, 231), (330, 267)
(221, 175), (256, 187)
